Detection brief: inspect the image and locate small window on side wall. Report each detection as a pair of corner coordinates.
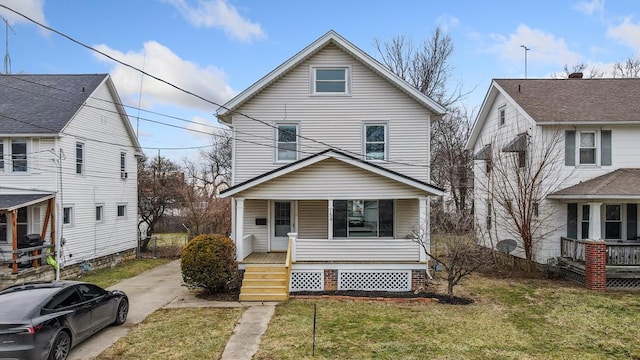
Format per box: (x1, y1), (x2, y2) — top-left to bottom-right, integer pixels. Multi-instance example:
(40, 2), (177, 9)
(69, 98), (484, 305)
(117, 205), (127, 218)
(313, 67), (348, 94)
(276, 124), (298, 162)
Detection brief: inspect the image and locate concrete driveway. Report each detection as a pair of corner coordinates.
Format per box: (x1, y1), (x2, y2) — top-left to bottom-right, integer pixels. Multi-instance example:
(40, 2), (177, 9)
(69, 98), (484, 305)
(68, 259), (186, 360)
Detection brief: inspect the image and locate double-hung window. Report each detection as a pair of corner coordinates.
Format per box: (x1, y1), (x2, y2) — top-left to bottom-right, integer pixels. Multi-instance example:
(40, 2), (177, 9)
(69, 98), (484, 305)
(0, 142), (4, 171)
(312, 67), (349, 94)
(579, 132), (596, 165)
(580, 204), (590, 239)
(11, 139), (27, 172)
(364, 124), (386, 160)
(498, 106), (506, 126)
(333, 200), (393, 238)
(76, 142), (84, 175)
(276, 124), (298, 162)
(605, 204), (622, 240)
(120, 151), (127, 179)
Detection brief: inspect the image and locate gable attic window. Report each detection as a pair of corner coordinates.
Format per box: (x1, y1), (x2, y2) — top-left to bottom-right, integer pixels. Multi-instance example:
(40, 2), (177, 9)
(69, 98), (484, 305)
(276, 124), (298, 162)
(11, 139), (27, 172)
(498, 106), (506, 126)
(120, 151), (127, 179)
(364, 124), (387, 160)
(0, 142), (4, 170)
(312, 67), (349, 95)
(76, 142), (84, 175)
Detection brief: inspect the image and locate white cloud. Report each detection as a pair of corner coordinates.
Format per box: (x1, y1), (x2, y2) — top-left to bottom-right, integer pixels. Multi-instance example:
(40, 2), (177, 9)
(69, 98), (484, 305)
(185, 115), (223, 139)
(93, 41), (237, 112)
(607, 17), (640, 52)
(436, 15), (460, 32)
(573, 0), (605, 16)
(165, 0), (265, 43)
(491, 25), (582, 67)
(0, 0), (47, 34)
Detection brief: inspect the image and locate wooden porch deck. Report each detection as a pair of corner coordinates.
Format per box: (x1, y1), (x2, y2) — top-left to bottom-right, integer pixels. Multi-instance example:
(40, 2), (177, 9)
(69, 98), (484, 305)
(242, 252), (286, 264)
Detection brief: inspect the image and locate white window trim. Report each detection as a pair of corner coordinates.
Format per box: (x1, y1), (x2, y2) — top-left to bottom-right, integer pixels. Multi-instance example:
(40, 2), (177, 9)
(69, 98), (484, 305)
(603, 203), (623, 240)
(117, 204), (127, 218)
(310, 65), (351, 96)
(120, 151), (128, 179)
(274, 122), (299, 163)
(363, 122), (388, 161)
(498, 105), (506, 127)
(577, 130), (599, 166)
(0, 140), (5, 173)
(63, 205), (74, 227)
(10, 138), (29, 173)
(95, 204), (105, 223)
(76, 142), (85, 175)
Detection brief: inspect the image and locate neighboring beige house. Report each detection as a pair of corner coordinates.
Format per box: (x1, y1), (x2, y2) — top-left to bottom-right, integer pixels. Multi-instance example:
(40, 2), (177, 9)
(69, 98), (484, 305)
(217, 30), (445, 300)
(467, 76), (640, 289)
(0, 74), (142, 279)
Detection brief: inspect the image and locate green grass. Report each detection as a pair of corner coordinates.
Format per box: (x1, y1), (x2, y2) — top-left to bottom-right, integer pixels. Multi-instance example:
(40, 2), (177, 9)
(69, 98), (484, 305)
(79, 258), (170, 288)
(96, 308), (243, 360)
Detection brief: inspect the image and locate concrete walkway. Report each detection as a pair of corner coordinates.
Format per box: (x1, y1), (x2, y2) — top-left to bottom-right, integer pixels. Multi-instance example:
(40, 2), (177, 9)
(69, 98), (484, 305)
(68, 259), (277, 360)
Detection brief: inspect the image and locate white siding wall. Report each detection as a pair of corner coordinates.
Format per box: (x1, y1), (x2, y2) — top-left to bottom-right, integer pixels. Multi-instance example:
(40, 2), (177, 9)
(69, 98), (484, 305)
(298, 200), (328, 239)
(240, 158), (430, 200)
(243, 199), (268, 253)
(396, 199), (419, 239)
(295, 238), (420, 262)
(231, 44), (433, 185)
(0, 81), (139, 266)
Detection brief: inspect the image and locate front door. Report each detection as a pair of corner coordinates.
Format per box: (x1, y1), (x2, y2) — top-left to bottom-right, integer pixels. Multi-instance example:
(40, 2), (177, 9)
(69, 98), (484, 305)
(271, 201), (292, 251)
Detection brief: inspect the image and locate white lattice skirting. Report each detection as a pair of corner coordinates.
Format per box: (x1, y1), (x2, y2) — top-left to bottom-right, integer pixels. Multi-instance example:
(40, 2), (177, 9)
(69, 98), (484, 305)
(338, 270), (411, 291)
(290, 271), (324, 291)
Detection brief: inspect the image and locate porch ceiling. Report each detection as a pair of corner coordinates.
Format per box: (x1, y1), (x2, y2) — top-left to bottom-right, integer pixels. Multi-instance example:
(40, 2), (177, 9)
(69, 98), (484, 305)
(0, 193), (55, 211)
(548, 168), (640, 200)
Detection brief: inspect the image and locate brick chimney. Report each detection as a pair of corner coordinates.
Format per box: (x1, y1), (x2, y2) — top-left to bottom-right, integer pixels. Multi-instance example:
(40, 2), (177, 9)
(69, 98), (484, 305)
(568, 72), (584, 79)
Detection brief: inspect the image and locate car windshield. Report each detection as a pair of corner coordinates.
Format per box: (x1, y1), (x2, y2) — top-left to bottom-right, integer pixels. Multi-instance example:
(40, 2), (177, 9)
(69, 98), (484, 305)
(0, 288), (59, 321)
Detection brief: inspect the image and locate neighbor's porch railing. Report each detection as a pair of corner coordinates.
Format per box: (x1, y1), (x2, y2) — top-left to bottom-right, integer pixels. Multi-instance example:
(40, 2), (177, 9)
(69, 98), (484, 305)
(560, 237), (640, 266)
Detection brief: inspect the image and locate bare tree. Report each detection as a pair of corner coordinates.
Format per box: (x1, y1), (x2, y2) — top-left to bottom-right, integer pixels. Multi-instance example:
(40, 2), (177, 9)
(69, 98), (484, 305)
(374, 27), (465, 108)
(411, 228), (487, 297)
(430, 106), (475, 233)
(182, 129), (232, 237)
(477, 130), (569, 270)
(553, 63), (604, 79)
(138, 155), (184, 251)
(613, 56), (640, 78)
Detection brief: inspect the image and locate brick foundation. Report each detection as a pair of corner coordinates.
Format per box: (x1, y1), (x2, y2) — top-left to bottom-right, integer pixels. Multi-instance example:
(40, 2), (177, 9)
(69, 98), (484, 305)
(324, 269), (337, 290)
(411, 269), (427, 291)
(585, 241), (607, 291)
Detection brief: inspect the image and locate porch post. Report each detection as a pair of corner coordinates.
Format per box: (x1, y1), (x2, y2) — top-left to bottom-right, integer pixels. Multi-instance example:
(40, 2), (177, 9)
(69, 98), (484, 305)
(586, 202), (606, 291)
(235, 198), (245, 261)
(419, 197), (428, 263)
(10, 210), (18, 274)
(288, 232), (297, 262)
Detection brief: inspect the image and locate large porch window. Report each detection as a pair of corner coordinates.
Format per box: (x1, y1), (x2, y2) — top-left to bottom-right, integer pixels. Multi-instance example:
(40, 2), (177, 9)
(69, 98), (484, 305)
(580, 204), (589, 239)
(333, 200), (393, 238)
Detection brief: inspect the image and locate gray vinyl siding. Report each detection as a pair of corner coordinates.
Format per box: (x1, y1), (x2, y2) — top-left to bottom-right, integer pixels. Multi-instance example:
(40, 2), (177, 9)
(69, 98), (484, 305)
(395, 199), (419, 239)
(0, 81), (138, 265)
(232, 44), (432, 185)
(239, 158), (429, 199)
(298, 200), (328, 239)
(243, 200), (268, 253)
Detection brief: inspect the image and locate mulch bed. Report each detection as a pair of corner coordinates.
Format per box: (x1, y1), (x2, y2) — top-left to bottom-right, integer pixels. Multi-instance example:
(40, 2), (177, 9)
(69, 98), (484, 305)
(291, 290), (473, 305)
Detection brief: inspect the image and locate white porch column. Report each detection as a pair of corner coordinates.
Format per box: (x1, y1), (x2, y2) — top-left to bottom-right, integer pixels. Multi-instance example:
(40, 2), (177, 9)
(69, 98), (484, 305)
(419, 197), (428, 262)
(235, 198), (245, 260)
(328, 199), (334, 240)
(588, 202), (602, 241)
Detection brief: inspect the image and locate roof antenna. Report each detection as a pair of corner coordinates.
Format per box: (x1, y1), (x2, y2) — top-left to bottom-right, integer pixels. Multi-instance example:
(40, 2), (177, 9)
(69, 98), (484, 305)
(520, 45), (530, 79)
(1, 15), (16, 74)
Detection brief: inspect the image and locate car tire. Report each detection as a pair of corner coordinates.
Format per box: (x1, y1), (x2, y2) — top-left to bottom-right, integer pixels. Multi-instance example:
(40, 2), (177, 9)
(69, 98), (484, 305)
(114, 298), (129, 325)
(48, 331), (71, 360)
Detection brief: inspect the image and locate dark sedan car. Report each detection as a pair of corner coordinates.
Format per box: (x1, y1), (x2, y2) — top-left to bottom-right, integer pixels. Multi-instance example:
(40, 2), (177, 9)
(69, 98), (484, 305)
(0, 281), (128, 360)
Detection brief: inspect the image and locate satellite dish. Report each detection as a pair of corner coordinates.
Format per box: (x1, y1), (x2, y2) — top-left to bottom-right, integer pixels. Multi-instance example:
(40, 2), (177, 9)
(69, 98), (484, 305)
(496, 239), (517, 254)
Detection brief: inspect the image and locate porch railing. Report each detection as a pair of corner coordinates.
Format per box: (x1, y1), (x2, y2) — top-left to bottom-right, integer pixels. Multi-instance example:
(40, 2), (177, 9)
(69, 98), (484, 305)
(560, 237), (640, 266)
(294, 238), (420, 262)
(1, 243), (56, 274)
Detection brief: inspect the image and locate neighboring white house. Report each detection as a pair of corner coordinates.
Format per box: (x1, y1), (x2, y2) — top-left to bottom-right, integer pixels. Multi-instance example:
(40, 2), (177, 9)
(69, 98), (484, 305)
(467, 76), (640, 288)
(0, 74), (142, 274)
(217, 30), (445, 300)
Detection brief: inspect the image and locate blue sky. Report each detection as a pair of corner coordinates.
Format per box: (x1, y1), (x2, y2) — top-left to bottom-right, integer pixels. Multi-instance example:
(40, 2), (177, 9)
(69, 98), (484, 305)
(0, 0), (638, 162)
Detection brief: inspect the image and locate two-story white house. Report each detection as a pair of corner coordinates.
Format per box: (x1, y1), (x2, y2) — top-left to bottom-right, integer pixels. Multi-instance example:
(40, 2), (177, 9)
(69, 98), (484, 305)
(217, 30), (446, 301)
(467, 76), (640, 289)
(0, 74), (141, 280)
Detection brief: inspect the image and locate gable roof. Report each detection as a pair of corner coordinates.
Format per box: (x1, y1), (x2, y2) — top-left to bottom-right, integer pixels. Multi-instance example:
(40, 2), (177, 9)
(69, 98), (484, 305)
(466, 78), (640, 150)
(0, 73), (142, 153)
(220, 148), (444, 197)
(548, 168), (640, 200)
(216, 30), (446, 123)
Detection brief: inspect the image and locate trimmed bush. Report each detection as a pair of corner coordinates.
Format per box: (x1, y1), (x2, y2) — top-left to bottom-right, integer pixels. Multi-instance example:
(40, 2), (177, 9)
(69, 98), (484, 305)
(181, 234), (238, 294)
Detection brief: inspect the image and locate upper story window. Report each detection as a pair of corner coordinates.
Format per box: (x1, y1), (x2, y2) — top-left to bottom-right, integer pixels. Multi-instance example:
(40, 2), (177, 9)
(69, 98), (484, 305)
(579, 132), (596, 165)
(312, 67), (350, 95)
(276, 123), (298, 162)
(117, 204), (127, 218)
(498, 106), (506, 126)
(11, 139), (27, 172)
(120, 151), (127, 179)
(76, 142), (84, 175)
(364, 124), (387, 161)
(63, 206), (74, 226)
(565, 130), (611, 167)
(0, 142), (4, 171)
